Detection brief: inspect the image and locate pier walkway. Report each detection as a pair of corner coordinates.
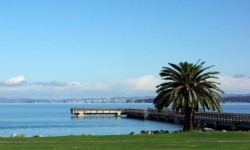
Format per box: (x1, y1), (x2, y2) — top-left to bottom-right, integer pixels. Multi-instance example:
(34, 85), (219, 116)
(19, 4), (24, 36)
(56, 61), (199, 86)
(71, 108), (124, 117)
(71, 108), (250, 131)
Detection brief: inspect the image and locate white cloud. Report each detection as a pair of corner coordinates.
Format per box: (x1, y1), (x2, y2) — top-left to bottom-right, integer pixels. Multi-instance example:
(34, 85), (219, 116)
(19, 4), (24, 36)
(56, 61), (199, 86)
(4, 76), (26, 85)
(68, 81), (81, 86)
(2, 74), (250, 99)
(35, 81), (66, 87)
(0, 75), (159, 98)
(65, 82), (107, 91)
(0, 76), (107, 92)
(125, 75), (160, 91)
(218, 76), (250, 93)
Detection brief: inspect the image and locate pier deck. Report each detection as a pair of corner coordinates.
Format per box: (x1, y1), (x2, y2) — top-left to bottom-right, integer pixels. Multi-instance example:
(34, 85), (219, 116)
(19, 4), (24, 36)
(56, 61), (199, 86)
(71, 108), (250, 130)
(71, 108), (125, 117)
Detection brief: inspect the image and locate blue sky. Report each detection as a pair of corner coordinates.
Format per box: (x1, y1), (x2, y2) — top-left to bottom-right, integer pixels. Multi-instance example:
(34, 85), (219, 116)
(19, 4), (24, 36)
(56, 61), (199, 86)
(0, 0), (250, 99)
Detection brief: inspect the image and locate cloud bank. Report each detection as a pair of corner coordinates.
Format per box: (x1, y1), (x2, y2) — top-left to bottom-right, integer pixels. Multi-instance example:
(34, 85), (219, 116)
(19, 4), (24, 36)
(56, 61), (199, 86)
(218, 75), (250, 93)
(0, 74), (250, 99)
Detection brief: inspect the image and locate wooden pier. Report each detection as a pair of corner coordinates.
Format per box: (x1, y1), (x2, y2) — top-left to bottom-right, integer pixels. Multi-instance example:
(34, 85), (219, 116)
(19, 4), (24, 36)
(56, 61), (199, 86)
(71, 108), (124, 117)
(71, 108), (250, 131)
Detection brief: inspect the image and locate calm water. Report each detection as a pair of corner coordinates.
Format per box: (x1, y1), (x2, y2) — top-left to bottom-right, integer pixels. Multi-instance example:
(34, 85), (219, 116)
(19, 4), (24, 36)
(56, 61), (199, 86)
(0, 103), (249, 137)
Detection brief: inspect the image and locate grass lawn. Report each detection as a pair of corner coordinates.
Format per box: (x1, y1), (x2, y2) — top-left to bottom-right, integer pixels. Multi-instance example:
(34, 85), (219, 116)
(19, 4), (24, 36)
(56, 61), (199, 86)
(0, 132), (250, 150)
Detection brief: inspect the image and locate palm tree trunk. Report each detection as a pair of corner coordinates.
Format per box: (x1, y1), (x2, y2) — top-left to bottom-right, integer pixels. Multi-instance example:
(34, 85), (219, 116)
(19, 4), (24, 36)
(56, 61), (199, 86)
(183, 107), (194, 131)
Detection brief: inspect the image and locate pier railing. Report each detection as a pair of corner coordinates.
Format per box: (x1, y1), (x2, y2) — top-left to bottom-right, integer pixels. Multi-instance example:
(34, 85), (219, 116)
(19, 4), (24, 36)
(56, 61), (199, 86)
(195, 112), (250, 124)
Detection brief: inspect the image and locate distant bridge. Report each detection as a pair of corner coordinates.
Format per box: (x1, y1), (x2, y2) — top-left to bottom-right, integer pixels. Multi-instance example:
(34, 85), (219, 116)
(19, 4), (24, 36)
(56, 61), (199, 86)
(71, 108), (250, 131)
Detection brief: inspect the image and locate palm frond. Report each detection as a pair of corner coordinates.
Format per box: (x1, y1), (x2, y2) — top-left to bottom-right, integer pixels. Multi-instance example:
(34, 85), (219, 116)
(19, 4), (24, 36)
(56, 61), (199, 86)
(154, 60), (224, 114)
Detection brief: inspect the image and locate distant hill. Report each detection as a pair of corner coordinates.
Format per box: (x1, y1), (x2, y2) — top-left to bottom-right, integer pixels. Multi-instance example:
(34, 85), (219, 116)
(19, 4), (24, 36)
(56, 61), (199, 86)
(0, 95), (250, 103)
(133, 95), (250, 103)
(0, 97), (60, 103)
(224, 95), (250, 103)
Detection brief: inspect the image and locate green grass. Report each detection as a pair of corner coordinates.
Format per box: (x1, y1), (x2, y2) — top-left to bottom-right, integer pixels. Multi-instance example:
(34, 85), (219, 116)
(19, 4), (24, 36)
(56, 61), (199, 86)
(1, 132), (250, 150)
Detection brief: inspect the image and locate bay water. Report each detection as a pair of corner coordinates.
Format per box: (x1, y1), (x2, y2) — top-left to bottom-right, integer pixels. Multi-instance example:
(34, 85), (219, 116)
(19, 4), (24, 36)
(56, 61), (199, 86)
(0, 103), (249, 137)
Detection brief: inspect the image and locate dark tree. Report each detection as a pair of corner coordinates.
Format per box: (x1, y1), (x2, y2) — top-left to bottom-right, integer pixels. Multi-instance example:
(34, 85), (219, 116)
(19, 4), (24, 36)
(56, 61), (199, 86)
(154, 61), (224, 131)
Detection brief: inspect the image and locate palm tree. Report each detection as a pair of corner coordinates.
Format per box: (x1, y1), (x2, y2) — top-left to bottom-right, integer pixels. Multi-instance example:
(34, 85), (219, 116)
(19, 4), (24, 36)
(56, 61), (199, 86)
(154, 61), (224, 131)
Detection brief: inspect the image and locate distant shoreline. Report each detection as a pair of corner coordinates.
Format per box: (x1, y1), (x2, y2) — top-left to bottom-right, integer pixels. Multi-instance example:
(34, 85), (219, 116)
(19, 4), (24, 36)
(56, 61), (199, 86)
(0, 102), (249, 104)
(0, 95), (250, 103)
